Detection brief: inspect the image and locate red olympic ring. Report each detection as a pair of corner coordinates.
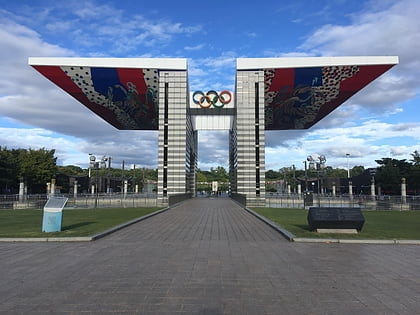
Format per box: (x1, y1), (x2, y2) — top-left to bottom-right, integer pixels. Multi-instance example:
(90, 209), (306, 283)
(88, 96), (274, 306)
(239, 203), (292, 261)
(192, 90), (232, 108)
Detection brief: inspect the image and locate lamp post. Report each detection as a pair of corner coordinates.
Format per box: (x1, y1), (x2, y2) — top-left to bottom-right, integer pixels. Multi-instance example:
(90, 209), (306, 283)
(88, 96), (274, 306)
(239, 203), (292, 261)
(89, 154), (109, 207)
(89, 154), (98, 208)
(307, 154), (327, 207)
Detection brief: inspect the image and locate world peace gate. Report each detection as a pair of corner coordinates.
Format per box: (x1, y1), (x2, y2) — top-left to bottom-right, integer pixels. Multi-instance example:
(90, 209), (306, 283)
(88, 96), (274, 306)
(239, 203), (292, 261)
(29, 56), (398, 206)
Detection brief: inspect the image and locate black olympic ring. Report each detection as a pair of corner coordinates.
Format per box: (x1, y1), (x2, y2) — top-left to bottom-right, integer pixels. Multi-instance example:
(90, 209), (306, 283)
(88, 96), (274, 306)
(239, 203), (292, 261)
(192, 90), (232, 108)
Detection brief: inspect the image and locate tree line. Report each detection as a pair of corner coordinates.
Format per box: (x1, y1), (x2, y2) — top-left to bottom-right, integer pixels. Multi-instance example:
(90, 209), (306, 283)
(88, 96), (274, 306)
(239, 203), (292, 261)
(0, 147), (158, 194)
(1, 146), (419, 195)
(0, 147), (56, 194)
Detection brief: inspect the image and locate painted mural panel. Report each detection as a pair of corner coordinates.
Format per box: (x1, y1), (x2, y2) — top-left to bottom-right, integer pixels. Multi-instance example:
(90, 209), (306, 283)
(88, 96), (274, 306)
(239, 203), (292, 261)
(32, 65), (159, 130)
(264, 64), (394, 130)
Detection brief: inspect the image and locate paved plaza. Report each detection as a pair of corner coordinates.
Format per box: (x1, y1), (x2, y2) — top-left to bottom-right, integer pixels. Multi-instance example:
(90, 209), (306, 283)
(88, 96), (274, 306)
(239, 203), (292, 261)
(0, 198), (419, 314)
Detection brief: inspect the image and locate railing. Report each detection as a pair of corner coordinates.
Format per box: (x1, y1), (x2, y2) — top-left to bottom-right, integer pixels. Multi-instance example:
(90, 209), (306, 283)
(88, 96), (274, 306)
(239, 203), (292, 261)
(0, 193), (159, 210)
(266, 193), (420, 210)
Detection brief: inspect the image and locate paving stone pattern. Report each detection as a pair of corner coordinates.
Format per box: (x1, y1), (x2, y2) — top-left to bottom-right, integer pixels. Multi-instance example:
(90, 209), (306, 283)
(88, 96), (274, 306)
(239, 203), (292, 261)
(0, 198), (419, 314)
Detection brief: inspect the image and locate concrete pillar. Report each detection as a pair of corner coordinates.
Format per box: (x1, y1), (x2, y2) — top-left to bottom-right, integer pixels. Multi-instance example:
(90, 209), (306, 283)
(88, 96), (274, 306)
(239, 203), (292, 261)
(50, 179), (56, 196)
(124, 180), (128, 196)
(135, 184), (139, 194)
(401, 177), (407, 204)
(297, 184), (301, 195)
(370, 177), (376, 201)
(73, 180), (78, 199)
(19, 181), (25, 202)
(287, 184), (291, 194)
(349, 181), (353, 200)
(91, 185), (95, 195)
(332, 185), (336, 197)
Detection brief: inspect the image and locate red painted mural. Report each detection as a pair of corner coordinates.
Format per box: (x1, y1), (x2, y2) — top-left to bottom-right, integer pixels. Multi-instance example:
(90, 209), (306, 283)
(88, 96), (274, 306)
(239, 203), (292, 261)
(263, 64), (395, 130)
(32, 65), (160, 130)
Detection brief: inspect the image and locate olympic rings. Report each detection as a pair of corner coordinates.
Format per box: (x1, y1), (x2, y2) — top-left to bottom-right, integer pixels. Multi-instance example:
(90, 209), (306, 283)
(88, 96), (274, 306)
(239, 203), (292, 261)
(192, 90), (232, 108)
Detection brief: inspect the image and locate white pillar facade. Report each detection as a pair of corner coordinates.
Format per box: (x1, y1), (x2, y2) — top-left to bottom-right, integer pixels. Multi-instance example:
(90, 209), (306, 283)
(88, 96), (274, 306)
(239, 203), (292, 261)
(157, 69), (196, 204)
(233, 70), (266, 207)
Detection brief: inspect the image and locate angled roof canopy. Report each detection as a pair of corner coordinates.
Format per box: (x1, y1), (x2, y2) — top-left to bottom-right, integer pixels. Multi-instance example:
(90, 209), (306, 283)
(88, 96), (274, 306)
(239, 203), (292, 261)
(29, 57), (187, 130)
(29, 56), (398, 131)
(237, 56), (399, 130)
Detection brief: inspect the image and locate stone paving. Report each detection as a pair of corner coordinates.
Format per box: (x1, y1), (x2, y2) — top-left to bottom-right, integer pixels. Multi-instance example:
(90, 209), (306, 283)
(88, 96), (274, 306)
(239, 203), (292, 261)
(0, 198), (419, 314)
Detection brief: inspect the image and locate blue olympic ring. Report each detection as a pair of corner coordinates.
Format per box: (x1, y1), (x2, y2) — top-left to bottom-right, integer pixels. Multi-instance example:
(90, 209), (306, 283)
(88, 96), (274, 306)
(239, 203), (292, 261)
(192, 90), (232, 108)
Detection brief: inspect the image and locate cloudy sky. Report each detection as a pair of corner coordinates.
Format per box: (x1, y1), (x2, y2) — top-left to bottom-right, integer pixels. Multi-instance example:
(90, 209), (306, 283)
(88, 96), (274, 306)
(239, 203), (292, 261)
(0, 0), (419, 171)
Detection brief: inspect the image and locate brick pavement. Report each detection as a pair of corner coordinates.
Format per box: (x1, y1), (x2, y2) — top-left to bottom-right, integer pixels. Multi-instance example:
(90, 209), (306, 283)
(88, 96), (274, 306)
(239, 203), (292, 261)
(0, 197), (419, 314)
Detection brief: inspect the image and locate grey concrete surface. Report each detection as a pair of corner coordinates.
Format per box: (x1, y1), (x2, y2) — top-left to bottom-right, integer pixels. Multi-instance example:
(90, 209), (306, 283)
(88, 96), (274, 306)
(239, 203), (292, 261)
(0, 198), (419, 314)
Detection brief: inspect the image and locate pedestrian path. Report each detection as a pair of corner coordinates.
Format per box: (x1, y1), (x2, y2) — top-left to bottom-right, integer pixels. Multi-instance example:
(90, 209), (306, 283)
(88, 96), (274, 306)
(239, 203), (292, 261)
(0, 198), (419, 314)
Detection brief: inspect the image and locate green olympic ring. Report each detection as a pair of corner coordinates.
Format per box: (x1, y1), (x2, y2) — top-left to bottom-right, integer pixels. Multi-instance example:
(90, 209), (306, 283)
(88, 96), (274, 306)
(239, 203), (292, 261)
(193, 90), (232, 108)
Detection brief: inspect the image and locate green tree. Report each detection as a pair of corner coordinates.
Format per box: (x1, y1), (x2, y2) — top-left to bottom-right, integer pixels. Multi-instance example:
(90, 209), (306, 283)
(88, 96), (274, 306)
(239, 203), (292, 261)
(323, 166), (347, 178)
(0, 147), (19, 193)
(375, 158), (411, 194)
(18, 148), (57, 193)
(265, 169), (280, 180)
(410, 150), (420, 166)
(57, 165), (84, 176)
(196, 170), (208, 183)
(351, 165), (365, 177)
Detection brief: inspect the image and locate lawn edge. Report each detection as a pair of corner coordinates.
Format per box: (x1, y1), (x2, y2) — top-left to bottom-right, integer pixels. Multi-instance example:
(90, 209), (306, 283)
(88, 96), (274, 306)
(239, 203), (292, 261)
(245, 206), (420, 245)
(243, 206), (296, 241)
(0, 206), (170, 242)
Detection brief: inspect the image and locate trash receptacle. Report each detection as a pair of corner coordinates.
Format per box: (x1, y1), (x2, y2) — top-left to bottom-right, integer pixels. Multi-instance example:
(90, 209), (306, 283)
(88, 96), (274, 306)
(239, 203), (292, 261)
(304, 192), (313, 207)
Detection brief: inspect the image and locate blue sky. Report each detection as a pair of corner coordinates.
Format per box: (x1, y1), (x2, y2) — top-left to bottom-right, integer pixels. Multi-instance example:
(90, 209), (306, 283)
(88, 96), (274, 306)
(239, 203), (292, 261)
(0, 0), (419, 171)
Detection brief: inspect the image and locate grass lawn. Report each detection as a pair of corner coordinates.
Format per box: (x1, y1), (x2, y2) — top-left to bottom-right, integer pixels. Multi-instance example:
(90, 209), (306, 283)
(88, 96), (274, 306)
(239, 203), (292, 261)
(251, 207), (420, 240)
(0, 207), (162, 238)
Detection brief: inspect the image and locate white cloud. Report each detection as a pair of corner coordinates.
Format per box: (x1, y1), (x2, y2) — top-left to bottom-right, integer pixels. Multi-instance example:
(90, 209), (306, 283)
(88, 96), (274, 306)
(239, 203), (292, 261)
(0, 13), (160, 169)
(299, 0), (420, 113)
(266, 120), (420, 170)
(197, 131), (229, 170)
(1, 2), (202, 56)
(184, 44), (205, 51)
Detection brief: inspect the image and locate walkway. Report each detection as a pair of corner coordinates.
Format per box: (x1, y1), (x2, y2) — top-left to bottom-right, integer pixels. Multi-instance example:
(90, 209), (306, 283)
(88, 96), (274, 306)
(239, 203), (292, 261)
(0, 198), (419, 314)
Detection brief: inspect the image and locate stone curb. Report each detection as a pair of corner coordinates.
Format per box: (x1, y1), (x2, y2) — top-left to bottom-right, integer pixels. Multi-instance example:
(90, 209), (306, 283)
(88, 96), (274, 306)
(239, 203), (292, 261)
(293, 238), (420, 245)
(0, 207), (170, 242)
(0, 237), (92, 242)
(243, 207), (296, 241)
(242, 205), (420, 245)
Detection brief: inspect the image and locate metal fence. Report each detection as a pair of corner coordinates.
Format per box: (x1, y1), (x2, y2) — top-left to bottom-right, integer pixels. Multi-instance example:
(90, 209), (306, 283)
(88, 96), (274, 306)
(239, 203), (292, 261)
(266, 193), (420, 210)
(3, 193), (420, 211)
(0, 193), (159, 210)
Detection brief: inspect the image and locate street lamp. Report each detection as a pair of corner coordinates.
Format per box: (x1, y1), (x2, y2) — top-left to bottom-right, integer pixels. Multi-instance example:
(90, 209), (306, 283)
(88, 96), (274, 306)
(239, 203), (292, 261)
(88, 154), (110, 207)
(307, 154), (327, 206)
